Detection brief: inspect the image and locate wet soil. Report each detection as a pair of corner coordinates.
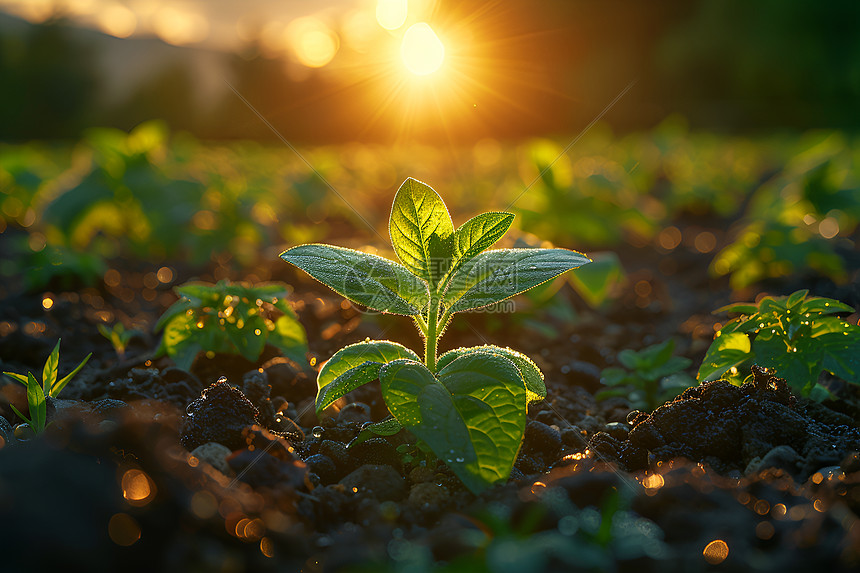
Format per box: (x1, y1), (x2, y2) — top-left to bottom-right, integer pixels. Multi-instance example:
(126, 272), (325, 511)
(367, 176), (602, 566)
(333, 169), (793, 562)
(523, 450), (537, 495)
(1, 242), (859, 572)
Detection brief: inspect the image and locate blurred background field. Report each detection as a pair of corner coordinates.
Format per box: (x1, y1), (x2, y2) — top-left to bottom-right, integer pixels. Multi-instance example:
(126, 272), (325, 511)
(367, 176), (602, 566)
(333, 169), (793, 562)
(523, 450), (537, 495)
(1, 0), (858, 313)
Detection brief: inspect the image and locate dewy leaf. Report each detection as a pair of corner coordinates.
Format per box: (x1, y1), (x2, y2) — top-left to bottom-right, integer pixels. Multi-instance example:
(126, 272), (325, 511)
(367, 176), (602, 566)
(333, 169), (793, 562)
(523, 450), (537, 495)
(347, 416), (404, 449)
(389, 178), (454, 285)
(281, 244), (429, 315)
(698, 332), (753, 382)
(818, 329), (860, 384)
(380, 353), (526, 494)
(437, 345), (546, 405)
(444, 248), (591, 313)
(446, 212), (515, 280)
(316, 340), (420, 415)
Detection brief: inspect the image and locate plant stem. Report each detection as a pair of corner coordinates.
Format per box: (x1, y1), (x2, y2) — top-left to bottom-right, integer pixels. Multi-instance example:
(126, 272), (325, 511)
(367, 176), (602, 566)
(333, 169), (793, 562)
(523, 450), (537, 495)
(425, 293), (440, 372)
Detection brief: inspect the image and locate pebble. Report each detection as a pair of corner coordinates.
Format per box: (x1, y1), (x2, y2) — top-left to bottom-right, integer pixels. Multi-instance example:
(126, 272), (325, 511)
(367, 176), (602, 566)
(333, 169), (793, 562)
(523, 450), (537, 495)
(407, 482), (449, 509)
(339, 465), (406, 501)
(190, 442), (234, 476)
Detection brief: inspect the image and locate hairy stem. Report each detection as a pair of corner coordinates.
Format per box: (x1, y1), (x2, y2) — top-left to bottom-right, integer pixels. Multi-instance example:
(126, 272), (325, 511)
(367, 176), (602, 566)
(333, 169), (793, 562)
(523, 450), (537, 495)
(425, 293), (440, 372)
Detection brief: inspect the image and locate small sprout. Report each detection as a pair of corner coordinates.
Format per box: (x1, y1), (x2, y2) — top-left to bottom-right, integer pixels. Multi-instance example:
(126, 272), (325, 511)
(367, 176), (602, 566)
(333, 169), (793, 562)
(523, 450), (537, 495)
(2, 339), (91, 435)
(281, 178), (591, 493)
(98, 322), (142, 360)
(598, 339), (694, 411)
(154, 280), (308, 372)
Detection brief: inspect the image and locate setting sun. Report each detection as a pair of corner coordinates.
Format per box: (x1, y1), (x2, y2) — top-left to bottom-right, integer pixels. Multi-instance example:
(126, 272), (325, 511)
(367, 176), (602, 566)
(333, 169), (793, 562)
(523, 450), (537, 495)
(401, 22), (445, 76)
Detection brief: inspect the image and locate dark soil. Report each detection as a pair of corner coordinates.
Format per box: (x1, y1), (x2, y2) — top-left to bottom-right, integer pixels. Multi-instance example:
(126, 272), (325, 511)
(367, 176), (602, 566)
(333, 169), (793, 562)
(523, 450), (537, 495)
(1, 242), (859, 573)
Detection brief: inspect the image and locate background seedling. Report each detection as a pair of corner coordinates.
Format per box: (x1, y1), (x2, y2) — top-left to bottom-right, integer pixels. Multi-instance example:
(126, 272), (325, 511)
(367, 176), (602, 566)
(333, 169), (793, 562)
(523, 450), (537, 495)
(2, 340), (91, 434)
(98, 322), (142, 360)
(598, 339), (694, 411)
(155, 280), (308, 372)
(698, 289), (860, 400)
(281, 177), (591, 493)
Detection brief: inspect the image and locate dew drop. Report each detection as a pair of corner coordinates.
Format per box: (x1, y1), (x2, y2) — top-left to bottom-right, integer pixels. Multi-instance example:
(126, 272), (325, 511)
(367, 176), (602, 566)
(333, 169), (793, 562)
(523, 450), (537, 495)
(254, 329), (262, 336)
(312, 426), (324, 439)
(455, 457), (465, 463)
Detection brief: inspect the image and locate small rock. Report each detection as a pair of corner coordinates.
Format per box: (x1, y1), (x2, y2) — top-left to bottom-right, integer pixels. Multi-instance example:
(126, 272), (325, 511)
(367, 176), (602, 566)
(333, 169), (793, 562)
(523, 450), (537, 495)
(744, 445), (801, 476)
(577, 415), (603, 434)
(349, 437), (401, 469)
(191, 442), (234, 476)
(407, 482), (449, 509)
(560, 426), (588, 449)
(409, 466), (435, 484)
(340, 465), (405, 501)
(604, 422), (630, 441)
(305, 454), (338, 484)
(523, 420), (562, 461)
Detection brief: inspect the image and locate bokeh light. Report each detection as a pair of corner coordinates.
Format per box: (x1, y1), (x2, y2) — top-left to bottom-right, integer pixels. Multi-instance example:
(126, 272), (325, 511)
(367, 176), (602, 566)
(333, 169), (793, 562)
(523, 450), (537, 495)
(376, 0), (408, 31)
(152, 7), (209, 46)
(97, 3), (137, 38)
(288, 17), (339, 68)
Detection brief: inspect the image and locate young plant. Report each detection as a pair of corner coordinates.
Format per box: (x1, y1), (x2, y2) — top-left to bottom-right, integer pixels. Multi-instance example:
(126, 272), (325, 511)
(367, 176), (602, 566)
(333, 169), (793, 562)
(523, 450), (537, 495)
(698, 289), (860, 401)
(2, 340), (91, 434)
(598, 339), (694, 411)
(155, 280), (308, 371)
(98, 322), (142, 359)
(281, 178), (591, 493)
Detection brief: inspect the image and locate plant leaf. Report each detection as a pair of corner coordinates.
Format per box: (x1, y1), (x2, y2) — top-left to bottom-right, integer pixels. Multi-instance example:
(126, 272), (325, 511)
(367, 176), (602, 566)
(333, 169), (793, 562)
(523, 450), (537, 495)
(437, 345), (546, 405)
(380, 353), (526, 494)
(52, 353), (91, 396)
(268, 315), (309, 365)
(3, 371), (29, 385)
(281, 243), (428, 315)
(158, 316), (202, 372)
(389, 178), (454, 286)
(443, 248), (591, 313)
(42, 340), (61, 392)
(445, 212), (514, 282)
(315, 340), (420, 415)
(226, 313), (267, 362)
(347, 416), (404, 449)
(818, 329), (860, 383)
(10, 403), (32, 425)
(698, 332), (753, 382)
(26, 372), (47, 433)
(567, 251), (624, 308)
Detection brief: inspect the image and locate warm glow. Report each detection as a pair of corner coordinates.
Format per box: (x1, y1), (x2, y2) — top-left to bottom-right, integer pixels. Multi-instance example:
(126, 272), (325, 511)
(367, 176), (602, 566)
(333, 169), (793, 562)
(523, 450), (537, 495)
(97, 3), (137, 38)
(401, 23), (444, 76)
(152, 7), (209, 46)
(376, 0), (408, 30)
(288, 17), (339, 68)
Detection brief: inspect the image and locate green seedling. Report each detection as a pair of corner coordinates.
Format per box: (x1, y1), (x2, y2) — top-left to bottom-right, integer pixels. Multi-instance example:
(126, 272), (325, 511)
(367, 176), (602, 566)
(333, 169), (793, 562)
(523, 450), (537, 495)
(98, 322), (142, 360)
(155, 280), (308, 372)
(2, 339), (91, 434)
(598, 339), (694, 411)
(699, 289), (860, 401)
(281, 178), (591, 493)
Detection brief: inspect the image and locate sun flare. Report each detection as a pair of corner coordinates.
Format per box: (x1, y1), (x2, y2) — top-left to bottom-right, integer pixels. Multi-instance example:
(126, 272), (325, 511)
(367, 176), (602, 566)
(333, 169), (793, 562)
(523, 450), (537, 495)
(401, 23), (445, 76)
